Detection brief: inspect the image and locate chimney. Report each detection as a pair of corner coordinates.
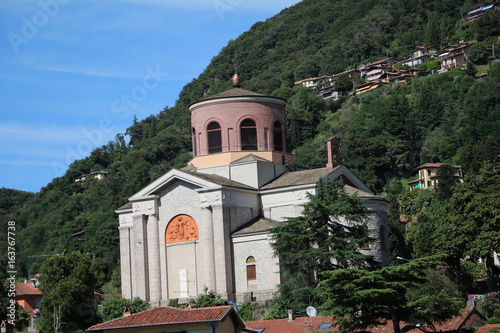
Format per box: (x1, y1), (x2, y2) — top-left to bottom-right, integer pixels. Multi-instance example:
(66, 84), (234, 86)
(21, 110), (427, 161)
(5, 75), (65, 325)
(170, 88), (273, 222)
(326, 137), (341, 168)
(123, 306), (132, 317)
(288, 309), (295, 322)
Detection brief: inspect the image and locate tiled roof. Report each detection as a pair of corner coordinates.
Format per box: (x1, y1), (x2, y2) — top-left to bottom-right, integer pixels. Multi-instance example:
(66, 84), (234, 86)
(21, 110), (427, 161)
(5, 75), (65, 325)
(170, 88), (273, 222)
(261, 167), (339, 189)
(87, 305), (237, 331)
(198, 88), (267, 102)
(232, 217), (281, 236)
(245, 316), (337, 333)
(15, 283), (42, 296)
(416, 163), (461, 169)
(116, 201), (132, 211)
(344, 185), (379, 199)
(246, 308), (484, 333)
(185, 171), (255, 190)
(476, 323), (500, 333)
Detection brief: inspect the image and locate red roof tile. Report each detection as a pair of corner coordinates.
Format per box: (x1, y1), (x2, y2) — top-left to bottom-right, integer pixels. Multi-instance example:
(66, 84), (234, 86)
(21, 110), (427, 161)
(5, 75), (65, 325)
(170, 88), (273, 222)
(476, 323), (500, 333)
(246, 316), (337, 333)
(416, 163), (461, 170)
(14, 283), (42, 296)
(87, 305), (238, 331)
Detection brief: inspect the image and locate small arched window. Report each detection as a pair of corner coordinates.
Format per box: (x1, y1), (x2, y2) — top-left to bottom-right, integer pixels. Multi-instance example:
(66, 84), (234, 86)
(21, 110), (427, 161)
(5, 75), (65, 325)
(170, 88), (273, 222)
(207, 122), (222, 154)
(192, 127), (197, 156)
(246, 256), (256, 285)
(273, 121), (283, 151)
(241, 119), (257, 150)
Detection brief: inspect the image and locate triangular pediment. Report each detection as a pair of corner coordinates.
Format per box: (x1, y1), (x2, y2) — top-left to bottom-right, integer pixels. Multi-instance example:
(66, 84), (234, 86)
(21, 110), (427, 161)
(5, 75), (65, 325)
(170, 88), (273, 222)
(129, 169), (221, 200)
(129, 169), (254, 201)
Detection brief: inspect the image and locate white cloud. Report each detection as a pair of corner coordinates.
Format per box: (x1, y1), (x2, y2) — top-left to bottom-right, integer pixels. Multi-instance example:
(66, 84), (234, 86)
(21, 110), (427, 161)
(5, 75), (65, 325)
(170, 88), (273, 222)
(35, 64), (143, 79)
(113, 0), (302, 12)
(0, 123), (82, 143)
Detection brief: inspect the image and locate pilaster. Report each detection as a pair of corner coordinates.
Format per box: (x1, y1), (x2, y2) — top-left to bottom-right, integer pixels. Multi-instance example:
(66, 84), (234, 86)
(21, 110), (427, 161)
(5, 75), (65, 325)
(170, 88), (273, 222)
(119, 226), (132, 299)
(147, 214), (161, 305)
(133, 214), (149, 301)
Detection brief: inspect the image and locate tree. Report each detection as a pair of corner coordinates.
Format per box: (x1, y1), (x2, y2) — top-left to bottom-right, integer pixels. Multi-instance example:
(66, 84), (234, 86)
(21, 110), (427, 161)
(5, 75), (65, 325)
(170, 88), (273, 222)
(98, 297), (150, 322)
(464, 61), (477, 77)
(320, 255), (464, 333)
(38, 252), (100, 332)
(334, 73), (353, 94)
(192, 288), (226, 308)
(478, 293), (500, 324)
(434, 168), (500, 292)
(268, 177), (374, 317)
(435, 164), (460, 200)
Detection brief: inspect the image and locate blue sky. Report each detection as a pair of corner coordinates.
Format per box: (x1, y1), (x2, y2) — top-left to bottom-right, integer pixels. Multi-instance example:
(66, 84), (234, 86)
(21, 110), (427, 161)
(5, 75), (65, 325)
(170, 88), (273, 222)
(0, 0), (302, 193)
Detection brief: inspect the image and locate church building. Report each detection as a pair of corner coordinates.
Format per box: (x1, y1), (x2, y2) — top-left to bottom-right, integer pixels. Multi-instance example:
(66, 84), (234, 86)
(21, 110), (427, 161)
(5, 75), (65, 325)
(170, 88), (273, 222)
(116, 74), (389, 305)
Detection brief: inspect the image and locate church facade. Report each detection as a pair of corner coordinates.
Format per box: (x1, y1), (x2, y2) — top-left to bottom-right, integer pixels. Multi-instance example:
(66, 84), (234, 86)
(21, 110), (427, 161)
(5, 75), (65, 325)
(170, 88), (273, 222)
(117, 76), (389, 305)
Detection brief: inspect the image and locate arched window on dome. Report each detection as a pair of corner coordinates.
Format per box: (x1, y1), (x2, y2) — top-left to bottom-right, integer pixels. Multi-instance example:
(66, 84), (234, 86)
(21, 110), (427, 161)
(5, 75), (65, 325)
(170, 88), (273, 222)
(192, 127), (198, 156)
(207, 122), (222, 154)
(273, 121), (283, 151)
(241, 119), (257, 150)
(246, 256), (256, 285)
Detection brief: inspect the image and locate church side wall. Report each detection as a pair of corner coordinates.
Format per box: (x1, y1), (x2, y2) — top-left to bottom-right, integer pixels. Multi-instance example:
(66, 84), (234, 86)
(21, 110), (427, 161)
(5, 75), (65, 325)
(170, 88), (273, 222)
(232, 233), (281, 303)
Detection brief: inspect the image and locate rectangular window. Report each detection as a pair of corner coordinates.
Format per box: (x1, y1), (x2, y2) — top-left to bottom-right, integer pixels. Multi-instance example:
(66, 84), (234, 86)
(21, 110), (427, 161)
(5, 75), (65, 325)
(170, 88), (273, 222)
(247, 265), (256, 280)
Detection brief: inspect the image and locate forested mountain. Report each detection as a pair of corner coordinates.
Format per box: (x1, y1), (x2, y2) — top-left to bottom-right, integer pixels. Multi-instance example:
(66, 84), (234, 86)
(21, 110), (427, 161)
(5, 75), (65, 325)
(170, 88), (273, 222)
(1, 0), (499, 291)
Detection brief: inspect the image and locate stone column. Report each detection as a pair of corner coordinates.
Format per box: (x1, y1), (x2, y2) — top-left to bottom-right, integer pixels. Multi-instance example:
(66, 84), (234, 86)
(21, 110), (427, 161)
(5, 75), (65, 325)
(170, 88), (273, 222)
(133, 214), (149, 301)
(147, 214), (161, 305)
(211, 204), (234, 300)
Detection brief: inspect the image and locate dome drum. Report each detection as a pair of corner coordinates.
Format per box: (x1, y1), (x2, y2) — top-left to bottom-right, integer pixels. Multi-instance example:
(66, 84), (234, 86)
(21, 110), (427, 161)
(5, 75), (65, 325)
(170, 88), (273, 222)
(190, 97), (287, 159)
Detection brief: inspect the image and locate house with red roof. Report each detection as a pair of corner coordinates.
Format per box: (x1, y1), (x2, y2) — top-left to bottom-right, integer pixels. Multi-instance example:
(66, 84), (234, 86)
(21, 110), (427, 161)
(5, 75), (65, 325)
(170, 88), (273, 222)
(86, 305), (256, 333)
(14, 281), (43, 332)
(15, 282), (42, 316)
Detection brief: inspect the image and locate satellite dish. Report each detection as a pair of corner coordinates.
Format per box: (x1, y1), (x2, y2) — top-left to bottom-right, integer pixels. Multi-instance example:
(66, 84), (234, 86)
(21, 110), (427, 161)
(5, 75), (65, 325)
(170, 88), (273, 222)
(306, 306), (317, 317)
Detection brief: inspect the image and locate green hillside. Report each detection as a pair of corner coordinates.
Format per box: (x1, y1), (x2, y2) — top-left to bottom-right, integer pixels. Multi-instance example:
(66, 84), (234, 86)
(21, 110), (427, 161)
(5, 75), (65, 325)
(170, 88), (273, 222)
(1, 0), (499, 291)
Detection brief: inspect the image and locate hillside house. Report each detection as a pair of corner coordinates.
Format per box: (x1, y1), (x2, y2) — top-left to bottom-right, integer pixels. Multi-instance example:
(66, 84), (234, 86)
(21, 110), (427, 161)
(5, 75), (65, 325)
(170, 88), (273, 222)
(398, 54), (429, 68)
(15, 280), (42, 331)
(438, 42), (473, 71)
(318, 86), (343, 100)
(294, 75), (335, 89)
(75, 170), (108, 183)
(358, 57), (398, 82)
(466, 1), (500, 22)
(355, 81), (386, 94)
(380, 68), (422, 83)
(407, 163), (463, 191)
(411, 46), (437, 58)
